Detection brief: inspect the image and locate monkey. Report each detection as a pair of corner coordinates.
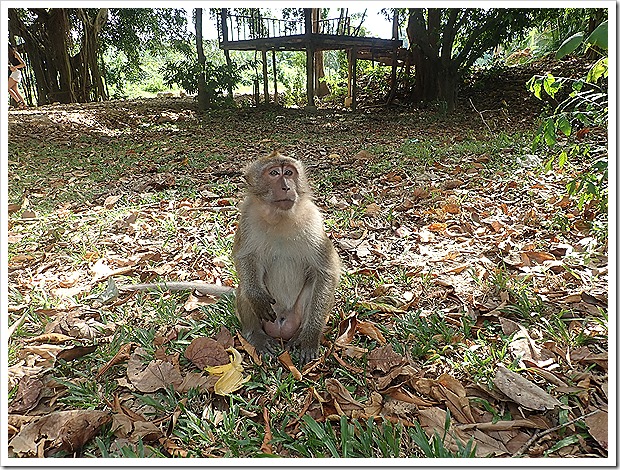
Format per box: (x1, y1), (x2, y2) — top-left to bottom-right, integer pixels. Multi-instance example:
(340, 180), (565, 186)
(233, 151), (341, 365)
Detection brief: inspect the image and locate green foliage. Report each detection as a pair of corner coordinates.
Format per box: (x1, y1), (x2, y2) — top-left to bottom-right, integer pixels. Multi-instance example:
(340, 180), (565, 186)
(527, 43), (608, 222)
(555, 32), (585, 59)
(160, 40), (246, 105)
(555, 19), (608, 59)
(102, 8), (187, 71)
(162, 57), (240, 100)
(408, 410), (477, 458)
(295, 415), (402, 458)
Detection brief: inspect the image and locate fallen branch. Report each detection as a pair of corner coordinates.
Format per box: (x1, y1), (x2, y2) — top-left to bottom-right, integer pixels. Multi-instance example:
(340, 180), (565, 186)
(469, 97), (492, 133)
(513, 409), (601, 457)
(119, 281), (235, 296)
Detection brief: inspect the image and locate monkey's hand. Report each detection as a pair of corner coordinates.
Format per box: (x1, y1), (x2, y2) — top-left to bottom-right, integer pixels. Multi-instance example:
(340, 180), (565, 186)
(247, 289), (277, 322)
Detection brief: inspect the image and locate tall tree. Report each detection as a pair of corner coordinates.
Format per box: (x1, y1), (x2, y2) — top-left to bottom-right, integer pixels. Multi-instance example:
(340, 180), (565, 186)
(406, 8), (533, 112)
(9, 8), (110, 104)
(195, 8), (208, 110)
(312, 8), (330, 98)
(8, 8), (186, 104)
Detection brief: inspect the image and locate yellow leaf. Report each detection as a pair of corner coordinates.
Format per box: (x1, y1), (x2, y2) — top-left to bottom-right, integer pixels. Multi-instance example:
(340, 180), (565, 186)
(205, 347), (250, 396)
(213, 367), (251, 396)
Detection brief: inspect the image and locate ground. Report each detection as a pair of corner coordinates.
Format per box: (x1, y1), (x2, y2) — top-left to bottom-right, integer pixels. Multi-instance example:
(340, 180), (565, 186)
(6, 57), (608, 459)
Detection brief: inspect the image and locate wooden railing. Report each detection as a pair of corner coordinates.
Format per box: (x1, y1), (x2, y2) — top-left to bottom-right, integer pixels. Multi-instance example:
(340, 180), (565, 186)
(219, 9), (359, 43)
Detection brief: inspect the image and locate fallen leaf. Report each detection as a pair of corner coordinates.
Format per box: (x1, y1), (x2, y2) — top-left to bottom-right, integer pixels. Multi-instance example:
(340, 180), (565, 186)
(184, 337), (229, 369)
(206, 347), (251, 395)
(8, 376), (44, 413)
(9, 410), (111, 456)
(427, 222), (447, 233)
(443, 179), (464, 190)
(127, 347), (183, 393)
(367, 343), (406, 373)
(325, 377), (364, 415)
(585, 410), (608, 450)
(261, 406), (274, 454)
(357, 320), (386, 344)
(278, 351), (302, 380)
(56, 345), (97, 361)
(365, 202), (382, 216)
(493, 365), (562, 411)
(214, 325), (234, 349)
(103, 195), (122, 208)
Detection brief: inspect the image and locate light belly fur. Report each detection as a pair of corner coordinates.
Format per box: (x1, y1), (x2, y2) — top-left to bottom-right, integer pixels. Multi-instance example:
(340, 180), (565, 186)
(263, 256), (306, 312)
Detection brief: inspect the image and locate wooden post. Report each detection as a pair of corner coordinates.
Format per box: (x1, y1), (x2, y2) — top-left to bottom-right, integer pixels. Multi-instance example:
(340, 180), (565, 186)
(304, 8), (314, 108)
(272, 50), (278, 104)
(262, 49), (269, 103)
(304, 9), (312, 37)
(306, 45), (314, 108)
(221, 8), (229, 44)
(351, 46), (357, 111)
(387, 10), (399, 104)
(346, 48), (353, 108)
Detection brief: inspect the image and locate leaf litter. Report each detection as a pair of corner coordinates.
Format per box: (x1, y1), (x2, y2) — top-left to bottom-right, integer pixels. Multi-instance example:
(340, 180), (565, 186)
(6, 65), (608, 458)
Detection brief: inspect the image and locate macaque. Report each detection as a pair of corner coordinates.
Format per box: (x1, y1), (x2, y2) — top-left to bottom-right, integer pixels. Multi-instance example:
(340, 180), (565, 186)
(233, 152), (341, 365)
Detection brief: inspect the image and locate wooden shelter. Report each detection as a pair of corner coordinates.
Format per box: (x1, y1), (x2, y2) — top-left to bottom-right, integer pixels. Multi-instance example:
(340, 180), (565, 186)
(217, 8), (402, 109)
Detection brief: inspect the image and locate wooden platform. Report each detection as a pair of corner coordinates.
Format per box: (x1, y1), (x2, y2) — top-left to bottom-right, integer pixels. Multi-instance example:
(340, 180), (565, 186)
(217, 8), (403, 109)
(220, 33), (401, 54)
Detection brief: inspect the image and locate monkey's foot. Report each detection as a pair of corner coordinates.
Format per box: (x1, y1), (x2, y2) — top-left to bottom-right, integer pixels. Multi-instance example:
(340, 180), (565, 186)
(286, 341), (319, 367)
(244, 332), (281, 359)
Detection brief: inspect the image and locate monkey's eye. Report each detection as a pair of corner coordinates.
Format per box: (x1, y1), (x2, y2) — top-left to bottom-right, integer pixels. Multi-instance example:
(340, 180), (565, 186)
(283, 169), (293, 176)
(269, 169), (280, 177)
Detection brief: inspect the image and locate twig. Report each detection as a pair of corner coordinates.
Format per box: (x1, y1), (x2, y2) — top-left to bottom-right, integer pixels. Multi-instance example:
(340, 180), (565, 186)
(513, 409), (601, 457)
(8, 311), (28, 340)
(469, 97), (492, 133)
(119, 281), (235, 296)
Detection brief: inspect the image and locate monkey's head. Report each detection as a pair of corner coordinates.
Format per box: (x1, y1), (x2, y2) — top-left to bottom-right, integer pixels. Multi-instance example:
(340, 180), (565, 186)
(244, 152), (310, 211)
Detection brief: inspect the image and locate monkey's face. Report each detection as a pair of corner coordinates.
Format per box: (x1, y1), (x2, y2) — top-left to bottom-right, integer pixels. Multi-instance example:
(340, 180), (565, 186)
(263, 164), (298, 210)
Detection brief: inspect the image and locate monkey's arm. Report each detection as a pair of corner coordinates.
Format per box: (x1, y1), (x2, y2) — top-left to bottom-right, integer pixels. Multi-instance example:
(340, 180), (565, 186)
(234, 254), (277, 322)
(288, 247), (340, 365)
(120, 282), (234, 296)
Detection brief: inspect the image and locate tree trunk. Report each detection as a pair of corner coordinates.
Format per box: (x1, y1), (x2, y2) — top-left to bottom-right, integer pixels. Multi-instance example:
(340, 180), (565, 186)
(195, 8), (209, 110)
(312, 8), (330, 98)
(407, 9), (458, 112)
(9, 8), (108, 105)
(224, 49), (234, 99)
(75, 8), (108, 102)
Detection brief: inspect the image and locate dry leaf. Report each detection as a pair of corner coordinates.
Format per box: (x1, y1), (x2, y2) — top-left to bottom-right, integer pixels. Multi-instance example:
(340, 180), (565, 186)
(365, 202), (382, 216)
(56, 345), (97, 361)
(127, 347), (183, 393)
(325, 378), (364, 414)
(335, 314), (358, 347)
(183, 293), (218, 311)
(103, 195), (122, 208)
(184, 337), (229, 369)
(9, 410), (111, 456)
(427, 222), (447, 233)
(443, 179), (464, 190)
(238, 333), (262, 365)
(367, 344), (406, 373)
(8, 376), (44, 413)
(261, 407), (274, 454)
(278, 351), (302, 380)
(23, 333), (74, 344)
(493, 365), (562, 411)
(214, 325), (235, 349)
(585, 410), (608, 450)
(357, 320), (386, 344)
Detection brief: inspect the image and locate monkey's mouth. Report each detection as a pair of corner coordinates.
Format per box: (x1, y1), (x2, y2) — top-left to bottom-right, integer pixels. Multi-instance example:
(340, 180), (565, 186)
(274, 199), (295, 210)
